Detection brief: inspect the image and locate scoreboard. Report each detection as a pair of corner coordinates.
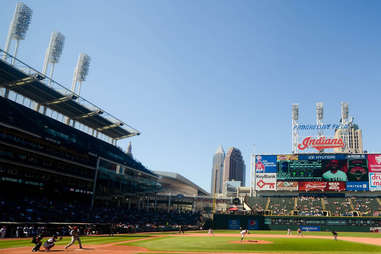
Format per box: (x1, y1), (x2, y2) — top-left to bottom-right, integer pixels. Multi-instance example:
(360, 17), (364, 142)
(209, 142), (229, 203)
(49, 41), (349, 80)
(255, 154), (381, 191)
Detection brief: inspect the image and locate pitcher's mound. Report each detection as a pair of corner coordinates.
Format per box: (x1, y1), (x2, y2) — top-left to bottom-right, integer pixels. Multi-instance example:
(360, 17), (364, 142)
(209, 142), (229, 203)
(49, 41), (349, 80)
(231, 240), (272, 244)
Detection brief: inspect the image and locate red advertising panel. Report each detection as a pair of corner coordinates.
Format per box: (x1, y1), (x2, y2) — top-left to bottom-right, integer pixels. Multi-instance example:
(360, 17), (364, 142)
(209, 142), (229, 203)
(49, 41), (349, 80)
(298, 182), (327, 192)
(368, 154), (381, 173)
(277, 181), (298, 191)
(325, 181), (346, 191)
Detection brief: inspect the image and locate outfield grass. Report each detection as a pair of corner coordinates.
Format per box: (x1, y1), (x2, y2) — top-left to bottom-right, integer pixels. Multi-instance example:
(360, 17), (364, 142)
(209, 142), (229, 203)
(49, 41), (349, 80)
(195, 230), (381, 238)
(122, 235), (381, 253)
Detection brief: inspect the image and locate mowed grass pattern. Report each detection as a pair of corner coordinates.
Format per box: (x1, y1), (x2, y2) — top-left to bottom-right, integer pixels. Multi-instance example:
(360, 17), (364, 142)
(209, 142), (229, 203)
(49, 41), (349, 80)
(195, 230), (381, 238)
(122, 236), (381, 253)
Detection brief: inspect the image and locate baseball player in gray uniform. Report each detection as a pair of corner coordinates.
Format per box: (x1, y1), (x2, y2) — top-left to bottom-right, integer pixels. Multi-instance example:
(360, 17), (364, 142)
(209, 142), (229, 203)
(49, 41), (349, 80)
(65, 226), (83, 249)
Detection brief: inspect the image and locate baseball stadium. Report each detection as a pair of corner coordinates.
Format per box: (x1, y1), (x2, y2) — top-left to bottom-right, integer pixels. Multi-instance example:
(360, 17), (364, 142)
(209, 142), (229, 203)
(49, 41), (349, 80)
(1, 2), (381, 254)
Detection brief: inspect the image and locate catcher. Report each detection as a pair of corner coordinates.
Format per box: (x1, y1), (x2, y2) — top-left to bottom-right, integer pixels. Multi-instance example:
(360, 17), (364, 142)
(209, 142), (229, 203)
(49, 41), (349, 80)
(43, 234), (62, 252)
(31, 234), (43, 252)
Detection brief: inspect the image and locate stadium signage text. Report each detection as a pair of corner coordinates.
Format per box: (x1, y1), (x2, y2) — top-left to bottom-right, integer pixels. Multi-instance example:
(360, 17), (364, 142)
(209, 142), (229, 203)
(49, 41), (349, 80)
(369, 173), (381, 191)
(294, 123), (350, 130)
(297, 136), (344, 151)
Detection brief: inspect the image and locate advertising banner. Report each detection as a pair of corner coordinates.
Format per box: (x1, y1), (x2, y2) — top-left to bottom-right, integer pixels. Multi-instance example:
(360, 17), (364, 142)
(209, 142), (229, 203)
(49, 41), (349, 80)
(247, 219), (259, 230)
(368, 154), (381, 173)
(298, 181), (327, 192)
(256, 173), (277, 191)
(297, 136), (344, 152)
(300, 226), (321, 231)
(347, 154), (366, 160)
(298, 154), (346, 160)
(277, 181), (298, 191)
(325, 181), (346, 191)
(347, 159), (368, 181)
(346, 182), (369, 191)
(228, 219), (241, 229)
(277, 154), (298, 161)
(255, 155), (277, 173)
(369, 173), (381, 191)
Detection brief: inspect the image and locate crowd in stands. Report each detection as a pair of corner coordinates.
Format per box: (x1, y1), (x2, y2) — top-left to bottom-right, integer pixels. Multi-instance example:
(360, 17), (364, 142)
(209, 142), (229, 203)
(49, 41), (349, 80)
(351, 197), (380, 216)
(0, 197), (201, 223)
(246, 196), (381, 217)
(269, 197), (295, 216)
(325, 198), (352, 217)
(297, 196), (324, 216)
(0, 193), (201, 237)
(244, 197), (267, 212)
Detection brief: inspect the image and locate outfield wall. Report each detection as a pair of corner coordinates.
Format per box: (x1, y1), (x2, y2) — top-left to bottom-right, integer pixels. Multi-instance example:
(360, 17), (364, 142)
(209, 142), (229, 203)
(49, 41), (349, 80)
(213, 214), (381, 232)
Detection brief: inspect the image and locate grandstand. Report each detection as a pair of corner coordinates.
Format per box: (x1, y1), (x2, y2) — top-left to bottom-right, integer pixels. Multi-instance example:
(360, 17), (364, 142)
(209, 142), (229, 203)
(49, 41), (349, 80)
(245, 194), (381, 217)
(0, 47), (171, 230)
(0, 45), (212, 238)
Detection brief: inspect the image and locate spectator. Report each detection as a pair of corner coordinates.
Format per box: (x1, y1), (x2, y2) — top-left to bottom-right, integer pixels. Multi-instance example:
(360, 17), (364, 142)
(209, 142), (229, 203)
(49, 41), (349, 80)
(0, 226), (6, 238)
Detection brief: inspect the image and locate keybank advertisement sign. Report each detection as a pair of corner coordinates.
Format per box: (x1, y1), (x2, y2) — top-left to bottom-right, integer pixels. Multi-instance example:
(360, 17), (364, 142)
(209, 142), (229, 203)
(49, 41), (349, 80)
(255, 155), (277, 173)
(346, 182), (369, 191)
(369, 173), (381, 191)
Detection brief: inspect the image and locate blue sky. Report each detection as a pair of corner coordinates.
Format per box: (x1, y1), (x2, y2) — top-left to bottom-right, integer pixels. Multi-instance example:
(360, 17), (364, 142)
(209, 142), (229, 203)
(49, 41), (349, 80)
(1, 1), (381, 192)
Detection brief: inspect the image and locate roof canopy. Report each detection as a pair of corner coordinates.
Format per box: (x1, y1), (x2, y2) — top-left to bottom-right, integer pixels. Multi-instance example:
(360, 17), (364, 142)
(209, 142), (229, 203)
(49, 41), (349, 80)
(0, 49), (140, 140)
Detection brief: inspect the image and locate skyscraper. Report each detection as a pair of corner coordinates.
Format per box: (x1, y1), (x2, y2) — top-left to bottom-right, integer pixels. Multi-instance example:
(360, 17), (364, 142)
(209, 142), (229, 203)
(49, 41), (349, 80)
(126, 141), (133, 157)
(222, 147), (246, 186)
(334, 122), (363, 154)
(211, 145), (225, 195)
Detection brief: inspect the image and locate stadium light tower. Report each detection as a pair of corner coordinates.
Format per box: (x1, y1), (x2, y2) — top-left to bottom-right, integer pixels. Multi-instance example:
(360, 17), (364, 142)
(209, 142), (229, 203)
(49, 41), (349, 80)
(71, 53), (91, 96)
(42, 32), (65, 81)
(3, 2), (32, 63)
(292, 104), (299, 154)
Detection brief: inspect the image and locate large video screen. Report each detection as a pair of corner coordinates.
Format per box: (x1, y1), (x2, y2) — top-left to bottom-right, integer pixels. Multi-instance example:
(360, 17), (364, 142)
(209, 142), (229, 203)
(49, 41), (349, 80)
(255, 154), (376, 191)
(277, 158), (349, 182)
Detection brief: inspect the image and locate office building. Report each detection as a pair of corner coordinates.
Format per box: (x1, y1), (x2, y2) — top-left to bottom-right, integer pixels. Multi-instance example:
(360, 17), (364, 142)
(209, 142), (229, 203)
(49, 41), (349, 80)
(211, 145), (225, 195)
(222, 147), (245, 186)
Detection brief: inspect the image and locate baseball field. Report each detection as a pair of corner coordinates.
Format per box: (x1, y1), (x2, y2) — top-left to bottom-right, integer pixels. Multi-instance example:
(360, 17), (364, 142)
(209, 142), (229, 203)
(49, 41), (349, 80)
(1, 230), (381, 254)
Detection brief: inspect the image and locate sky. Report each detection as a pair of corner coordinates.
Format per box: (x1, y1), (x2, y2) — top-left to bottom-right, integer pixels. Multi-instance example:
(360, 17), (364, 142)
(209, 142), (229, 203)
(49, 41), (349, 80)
(1, 0), (381, 192)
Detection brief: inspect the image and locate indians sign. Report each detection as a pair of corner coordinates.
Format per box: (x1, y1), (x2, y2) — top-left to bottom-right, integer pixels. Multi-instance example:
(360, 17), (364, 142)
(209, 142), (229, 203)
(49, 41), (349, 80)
(298, 136), (344, 151)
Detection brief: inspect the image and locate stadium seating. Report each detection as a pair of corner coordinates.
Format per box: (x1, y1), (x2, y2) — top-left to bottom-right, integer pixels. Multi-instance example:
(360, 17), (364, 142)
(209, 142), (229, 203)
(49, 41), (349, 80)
(0, 97), (152, 174)
(0, 193), (201, 229)
(296, 196), (324, 216)
(325, 197), (353, 216)
(244, 197), (268, 213)
(245, 195), (381, 217)
(268, 197), (295, 215)
(351, 197), (380, 216)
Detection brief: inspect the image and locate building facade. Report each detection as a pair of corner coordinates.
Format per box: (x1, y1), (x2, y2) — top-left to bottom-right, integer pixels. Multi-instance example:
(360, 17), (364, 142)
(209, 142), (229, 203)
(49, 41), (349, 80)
(334, 123), (363, 154)
(222, 147), (246, 187)
(211, 145), (225, 195)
